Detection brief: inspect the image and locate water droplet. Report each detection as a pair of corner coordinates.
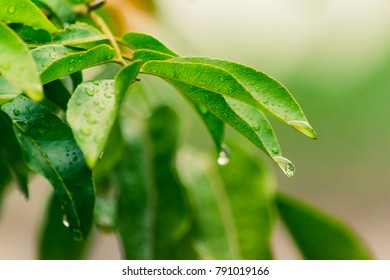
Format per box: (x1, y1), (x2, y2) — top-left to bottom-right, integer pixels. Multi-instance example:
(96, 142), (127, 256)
(49, 53), (57, 59)
(271, 147), (279, 154)
(84, 111), (91, 117)
(104, 93), (112, 98)
(219, 76), (225, 82)
(13, 109), (20, 116)
(69, 58), (75, 64)
(217, 143), (231, 166)
(255, 87), (260, 92)
(71, 228), (83, 241)
(72, 155), (79, 162)
(198, 105), (208, 115)
(1, 63), (10, 70)
(7, 6), (16, 14)
(86, 88), (94, 96)
(68, 66), (75, 72)
(253, 124), (260, 131)
(62, 215), (70, 227)
(87, 119), (97, 125)
(76, 100), (82, 106)
(93, 81), (100, 86)
(287, 120), (317, 139)
(25, 115), (31, 120)
(93, 100), (100, 106)
(80, 127), (91, 136)
(273, 156), (295, 178)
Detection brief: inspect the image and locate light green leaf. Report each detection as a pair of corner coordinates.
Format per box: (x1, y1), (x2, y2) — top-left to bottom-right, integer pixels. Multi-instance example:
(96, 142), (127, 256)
(141, 60), (261, 109)
(218, 144), (276, 259)
(31, 44), (117, 84)
(39, 194), (91, 259)
(67, 61), (141, 168)
(0, 0), (57, 33)
(171, 81), (293, 175)
(0, 22), (43, 101)
(1, 95), (95, 241)
(177, 149), (238, 259)
(123, 32), (178, 56)
(0, 75), (22, 104)
(94, 196), (116, 232)
(52, 23), (109, 48)
(172, 57), (316, 139)
(133, 49), (175, 63)
(276, 193), (372, 260)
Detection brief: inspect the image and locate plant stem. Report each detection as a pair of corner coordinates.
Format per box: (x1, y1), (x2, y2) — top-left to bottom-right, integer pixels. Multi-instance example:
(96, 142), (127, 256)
(90, 12), (126, 66)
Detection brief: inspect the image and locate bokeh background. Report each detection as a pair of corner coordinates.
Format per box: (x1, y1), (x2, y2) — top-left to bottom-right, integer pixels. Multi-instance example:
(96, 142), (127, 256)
(1, 0), (390, 259)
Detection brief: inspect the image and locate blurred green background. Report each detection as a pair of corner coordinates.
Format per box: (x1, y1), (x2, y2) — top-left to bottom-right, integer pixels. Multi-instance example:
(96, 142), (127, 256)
(1, 0), (390, 259)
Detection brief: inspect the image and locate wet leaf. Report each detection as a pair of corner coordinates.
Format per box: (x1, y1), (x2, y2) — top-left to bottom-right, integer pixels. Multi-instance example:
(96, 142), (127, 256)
(0, 22), (43, 101)
(1, 95), (95, 240)
(123, 32), (178, 56)
(0, 112), (29, 197)
(52, 23), (109, 48)
(31, 44), (117, 84)
(133, 49), (174, 64)
(43, 79), (71, 111)
(38, 0), (76, 24)
(0, 0), (57, 33)
(67, 61), (141, 168)
(39, 194), (91, 259)
(171, 57), (316, 139)
(276, 193), (372, 260)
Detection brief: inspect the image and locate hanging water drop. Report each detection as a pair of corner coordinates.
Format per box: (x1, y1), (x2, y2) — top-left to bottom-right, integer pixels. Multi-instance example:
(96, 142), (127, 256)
(217, 143), (231, 166)
(273, 156), (295, 177)
(62, 215), (70, 227)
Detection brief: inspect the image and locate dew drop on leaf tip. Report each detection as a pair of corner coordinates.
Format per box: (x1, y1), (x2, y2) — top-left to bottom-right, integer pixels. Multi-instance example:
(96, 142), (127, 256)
(273, 156), (295, 178)
(217, 143), (231, 166)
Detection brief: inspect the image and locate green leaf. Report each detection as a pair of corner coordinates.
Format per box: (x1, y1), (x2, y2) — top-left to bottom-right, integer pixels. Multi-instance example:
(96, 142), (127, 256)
(94, 196), (116, 232)
(0, 75), (22, 104)
(0, 22), (43, 101)
(276, 193), (372, 260)
(133, 49), (175, 63)
(141, 60), (261, 109)
(218, 144), (276, 259)
(123, 32), (178, 56)
(0, 112), (29, 197)
(52, 23), (109, 48)
(115, 106), (191, 259)
(0, 157), (12, 210)
(10, 23), (51, 43)
(31, 44), (117, 84)
(172, 57), (317, 139)
(171, 82), (293, 176)
(1, 95), (95, 240)
(38, 0), (75, 24)
(39, 194), (91, 259)
(177, 149), (239, 259)
(67, 60), (141, 168)
(0, 0), (57, 33)
(43, 79), (71, 111)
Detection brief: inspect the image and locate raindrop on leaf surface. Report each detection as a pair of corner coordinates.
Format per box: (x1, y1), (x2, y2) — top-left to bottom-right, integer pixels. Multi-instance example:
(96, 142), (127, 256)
(7, 6), (16, 14)
(62, 215), (70, 227)
(273, 156), (295, 177)
(13, 109), (20, 116)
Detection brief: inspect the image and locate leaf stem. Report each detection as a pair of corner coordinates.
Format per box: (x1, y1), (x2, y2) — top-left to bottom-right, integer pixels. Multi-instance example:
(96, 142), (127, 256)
(90, 12), (126, 66)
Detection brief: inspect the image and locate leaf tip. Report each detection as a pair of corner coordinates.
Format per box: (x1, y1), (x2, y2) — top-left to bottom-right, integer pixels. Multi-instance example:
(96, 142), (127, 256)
(288, 120), (317, 139)
(273, 156), (295, 178)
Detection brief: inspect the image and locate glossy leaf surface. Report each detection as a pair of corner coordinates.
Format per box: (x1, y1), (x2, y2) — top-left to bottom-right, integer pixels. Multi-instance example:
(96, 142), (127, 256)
(123, 32), (178, 56)
(276, 193), (371, 260)
(0, 22), (42, 101)
(133, 49), (174, 63)
(39, 194), (91, 259)
(32, 44), (117, 84)
(53, 23), (109, 48)
(67, 61), (141, 168)
(171, 57), (316, 139)
(38, 0), (75, 24)
(1, 95), (95, 240)
(0, 0), (57, 33)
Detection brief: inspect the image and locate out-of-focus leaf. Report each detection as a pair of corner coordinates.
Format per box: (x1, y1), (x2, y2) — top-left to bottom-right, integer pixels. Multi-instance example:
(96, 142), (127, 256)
(115, 106), (192, 259)
(38, 0), (75, 24)
(0, 112), (29, 197)
(177, 149), (238, 259)
(10, 23), (51, 43)
(43, 79), (71, 111)
(171, 82), (294, 176)
(94, 196), (116, 232)
(123, 32), (178, 56)
(0, 76), (21, 105)
(218, 144), (276, 259)
(32, 44), (117, 84)
(0, 0), (57, 33)
(71, 71), (83, 90)
(172, 57), (316, 139)
(53, 23), (109, 48)
(1, 95), (95, 240)
(276, 193), (372, 260)
(67, 60), (141, 168)
(39, 194), (91, 259)
(0, 157), (11, 210)
(0, 22), (43, 101)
